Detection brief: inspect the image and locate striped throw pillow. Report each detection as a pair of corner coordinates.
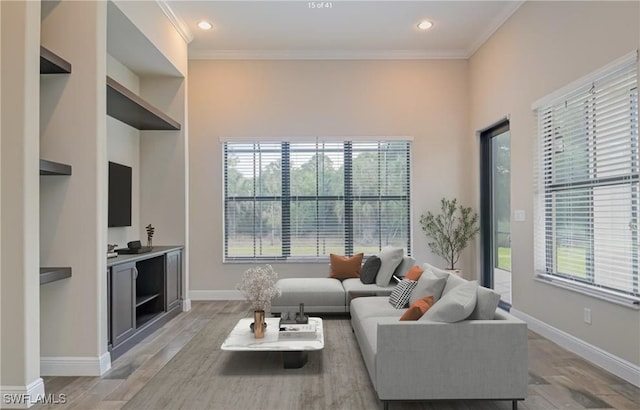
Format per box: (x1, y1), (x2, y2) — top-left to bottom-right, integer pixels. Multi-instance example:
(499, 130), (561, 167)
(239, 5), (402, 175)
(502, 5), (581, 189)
(388, 279), (418, 309)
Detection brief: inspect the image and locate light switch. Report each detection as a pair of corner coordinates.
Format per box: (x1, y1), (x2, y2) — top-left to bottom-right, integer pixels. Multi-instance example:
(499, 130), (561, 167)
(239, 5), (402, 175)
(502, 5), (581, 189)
(514, 210), (526, 222)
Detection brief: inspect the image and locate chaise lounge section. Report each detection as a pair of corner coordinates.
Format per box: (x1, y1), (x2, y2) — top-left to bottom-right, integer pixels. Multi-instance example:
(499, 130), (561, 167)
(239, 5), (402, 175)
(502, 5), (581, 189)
(349, 266), (529, 409)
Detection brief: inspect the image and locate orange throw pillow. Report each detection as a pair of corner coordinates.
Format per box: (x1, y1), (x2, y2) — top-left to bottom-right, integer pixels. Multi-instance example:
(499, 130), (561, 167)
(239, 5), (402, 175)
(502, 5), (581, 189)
(399, 296), (435, 321)
(404, 265), (424, 281)
(329, 253), (364, 279)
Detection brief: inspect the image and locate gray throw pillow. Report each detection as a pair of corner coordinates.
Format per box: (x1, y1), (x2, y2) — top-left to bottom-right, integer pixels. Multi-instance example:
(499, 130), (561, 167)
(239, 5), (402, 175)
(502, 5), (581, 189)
(375, 247), (404, 287)
(440, 271), (467, 296)
(388, 279), (418, 309)
(421, 281), (478, 323)
(360, 256), (381, 284)
(393, 256), (416, 278)
(468, 286), (501, 320)
(408, 269), (448, 305)
(421, 262), (452, 279)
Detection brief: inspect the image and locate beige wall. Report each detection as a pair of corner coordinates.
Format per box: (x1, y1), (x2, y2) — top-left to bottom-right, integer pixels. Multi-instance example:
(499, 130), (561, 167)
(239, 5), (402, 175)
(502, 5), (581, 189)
(107, 55), (140, 247)
(107, 117), (140, 247)
(469, 1), (640, 365)
(188, 59), (471, 292)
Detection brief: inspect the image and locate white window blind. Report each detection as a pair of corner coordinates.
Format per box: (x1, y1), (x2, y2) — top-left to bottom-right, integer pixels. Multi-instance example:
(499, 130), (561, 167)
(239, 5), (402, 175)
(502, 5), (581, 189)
(223, 140), (411, 261)
(533, 51), (639, 305)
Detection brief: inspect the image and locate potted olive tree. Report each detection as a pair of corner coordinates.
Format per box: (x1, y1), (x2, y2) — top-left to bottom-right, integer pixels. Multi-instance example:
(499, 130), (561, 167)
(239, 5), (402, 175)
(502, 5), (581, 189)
(419, 198), (480, 273)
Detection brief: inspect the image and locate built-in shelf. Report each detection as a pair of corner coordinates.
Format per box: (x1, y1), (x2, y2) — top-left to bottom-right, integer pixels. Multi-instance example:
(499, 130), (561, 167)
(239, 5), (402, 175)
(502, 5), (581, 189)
(40, 267), (72, 285)
(106, 76), (181, 131)
(135, 293), (160, 308)
(40, 46), (72, 74)
(40, 159), (72, 176)
(135, 312), (157, 328)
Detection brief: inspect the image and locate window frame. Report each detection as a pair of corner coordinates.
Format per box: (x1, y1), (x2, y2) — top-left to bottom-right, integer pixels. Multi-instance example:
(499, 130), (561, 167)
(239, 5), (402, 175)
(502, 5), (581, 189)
(533, 50), (640, 306)
(222, 139), (412, 262)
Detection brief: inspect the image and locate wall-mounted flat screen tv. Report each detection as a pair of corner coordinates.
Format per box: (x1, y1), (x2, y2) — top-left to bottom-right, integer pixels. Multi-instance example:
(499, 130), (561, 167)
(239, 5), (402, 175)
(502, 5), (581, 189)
(108, 161), (132, 227)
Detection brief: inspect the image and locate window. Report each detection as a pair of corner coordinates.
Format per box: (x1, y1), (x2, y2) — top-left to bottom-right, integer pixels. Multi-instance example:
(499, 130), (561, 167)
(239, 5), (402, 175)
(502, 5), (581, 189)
(533, 51), (639, 305)
(223, 139), (411, 261)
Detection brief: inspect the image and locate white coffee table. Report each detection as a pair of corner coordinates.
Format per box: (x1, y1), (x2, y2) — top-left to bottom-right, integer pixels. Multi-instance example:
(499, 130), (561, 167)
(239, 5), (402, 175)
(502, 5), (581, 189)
(221, 317), (324, 368)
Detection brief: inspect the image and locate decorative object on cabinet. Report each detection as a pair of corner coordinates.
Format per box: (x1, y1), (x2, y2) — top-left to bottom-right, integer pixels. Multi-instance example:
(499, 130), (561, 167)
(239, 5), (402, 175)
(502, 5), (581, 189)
(146, 224), (155, 248)
(116, 240), (152, 255)
(107, 244), (118, 259)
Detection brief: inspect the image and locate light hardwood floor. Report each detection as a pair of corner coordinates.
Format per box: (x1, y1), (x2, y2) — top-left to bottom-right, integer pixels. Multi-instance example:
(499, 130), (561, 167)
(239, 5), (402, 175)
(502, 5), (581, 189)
(32, 301), (639, 410)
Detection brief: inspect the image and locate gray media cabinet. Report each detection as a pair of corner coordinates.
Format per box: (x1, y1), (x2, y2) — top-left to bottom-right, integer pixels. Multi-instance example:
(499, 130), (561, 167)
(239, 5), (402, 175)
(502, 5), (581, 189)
(107, 246), (183, 360)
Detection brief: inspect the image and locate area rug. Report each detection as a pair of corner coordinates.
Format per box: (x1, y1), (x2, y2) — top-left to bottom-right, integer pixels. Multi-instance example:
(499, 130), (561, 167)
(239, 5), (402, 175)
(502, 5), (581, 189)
(122, 309), (379, 410)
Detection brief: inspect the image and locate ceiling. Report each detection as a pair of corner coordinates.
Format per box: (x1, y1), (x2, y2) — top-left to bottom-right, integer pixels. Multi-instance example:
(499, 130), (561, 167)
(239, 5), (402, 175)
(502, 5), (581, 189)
(164, 1), (524, 59)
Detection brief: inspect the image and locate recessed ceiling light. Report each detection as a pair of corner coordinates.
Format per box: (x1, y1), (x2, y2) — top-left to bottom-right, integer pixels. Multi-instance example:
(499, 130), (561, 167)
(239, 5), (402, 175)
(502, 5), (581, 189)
(417, 20), (433, 30)
(198, 21), (213, 30)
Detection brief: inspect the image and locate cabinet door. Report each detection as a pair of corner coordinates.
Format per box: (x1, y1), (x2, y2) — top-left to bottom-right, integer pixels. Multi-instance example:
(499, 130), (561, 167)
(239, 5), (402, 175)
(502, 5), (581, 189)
(111, 262), (136, 346)
(107, 270), (111, 347)
(165, 250), (181, 311)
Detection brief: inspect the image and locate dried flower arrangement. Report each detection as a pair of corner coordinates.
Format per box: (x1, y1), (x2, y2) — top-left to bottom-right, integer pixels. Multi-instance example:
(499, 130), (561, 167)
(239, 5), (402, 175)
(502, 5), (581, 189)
(236, 264), (282, 312)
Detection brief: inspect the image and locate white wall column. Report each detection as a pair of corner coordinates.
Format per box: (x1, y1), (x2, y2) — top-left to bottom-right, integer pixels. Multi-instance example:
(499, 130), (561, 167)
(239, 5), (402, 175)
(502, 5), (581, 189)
(39, 0), (109, 376)
(0, 1), (44, 407)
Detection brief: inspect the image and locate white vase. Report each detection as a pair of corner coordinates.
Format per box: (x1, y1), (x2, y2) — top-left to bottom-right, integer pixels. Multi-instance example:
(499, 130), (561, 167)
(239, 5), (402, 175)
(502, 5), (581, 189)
(446, 269), (462, 277)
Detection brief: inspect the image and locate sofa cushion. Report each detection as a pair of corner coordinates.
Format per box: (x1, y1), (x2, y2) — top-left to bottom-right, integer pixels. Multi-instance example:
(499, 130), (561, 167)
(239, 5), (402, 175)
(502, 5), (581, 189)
(271, 278), (346, 313)
(375, 247), (404, 287)
(421, 262), (452, 279)
(399, 296), (435, 320)
(392, 256), (416, 279)
(388, 279), (417, 309)
(329, 253), (363, 279)
(421, 280), (478, 323)
(342, 278), (395, 295)
(469, 286), (501, 320)
(441, 271), (467, 296)
(404, 265), (424, 281)
(360, 255), (381, 284)
(352, 316), (381, 387)
(350, 296), (405, 320)
(408, 269), (448, 305)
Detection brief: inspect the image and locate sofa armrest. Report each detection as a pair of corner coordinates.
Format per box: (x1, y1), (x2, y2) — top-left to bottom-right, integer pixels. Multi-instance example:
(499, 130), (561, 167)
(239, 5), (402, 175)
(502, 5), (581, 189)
(374, 315), (528, 401)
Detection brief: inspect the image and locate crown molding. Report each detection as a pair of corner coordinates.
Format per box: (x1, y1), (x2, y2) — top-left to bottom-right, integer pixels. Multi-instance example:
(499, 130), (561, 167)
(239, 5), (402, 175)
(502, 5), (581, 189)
(156, 0), (194, 44)
(465, 0), (525, 58)
(189, 49), (468, 61)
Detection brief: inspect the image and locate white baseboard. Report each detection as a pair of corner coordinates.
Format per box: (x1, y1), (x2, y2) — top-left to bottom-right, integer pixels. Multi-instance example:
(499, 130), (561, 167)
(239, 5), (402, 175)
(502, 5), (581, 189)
(99, 351), (112, 374)
(1, 378), (45, 408)
(182, 298), (192, 311)
(189, 290), (243, 300)
(511, 308), (640, 387)
(40, 352), (111, 376)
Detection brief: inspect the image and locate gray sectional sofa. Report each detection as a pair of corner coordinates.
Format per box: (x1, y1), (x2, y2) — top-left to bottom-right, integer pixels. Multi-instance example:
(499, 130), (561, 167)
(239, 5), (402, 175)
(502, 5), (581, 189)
(272, 260), (529, 409)
(350, 281), (529, 409)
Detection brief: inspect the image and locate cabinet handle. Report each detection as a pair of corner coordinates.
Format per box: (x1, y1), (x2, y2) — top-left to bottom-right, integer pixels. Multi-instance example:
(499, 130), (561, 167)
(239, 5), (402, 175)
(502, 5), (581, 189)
(134, 267), (138, 279)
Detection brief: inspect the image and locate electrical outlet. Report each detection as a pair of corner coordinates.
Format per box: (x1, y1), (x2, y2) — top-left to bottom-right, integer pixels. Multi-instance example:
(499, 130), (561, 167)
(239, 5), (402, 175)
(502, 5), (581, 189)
(584, 308), (592, 324)
(514, 210), (526, 222)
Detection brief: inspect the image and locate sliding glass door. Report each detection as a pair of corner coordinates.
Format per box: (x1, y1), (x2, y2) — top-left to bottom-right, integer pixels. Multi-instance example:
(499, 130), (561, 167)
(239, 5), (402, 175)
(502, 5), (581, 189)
(480, 121), (511, 306)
